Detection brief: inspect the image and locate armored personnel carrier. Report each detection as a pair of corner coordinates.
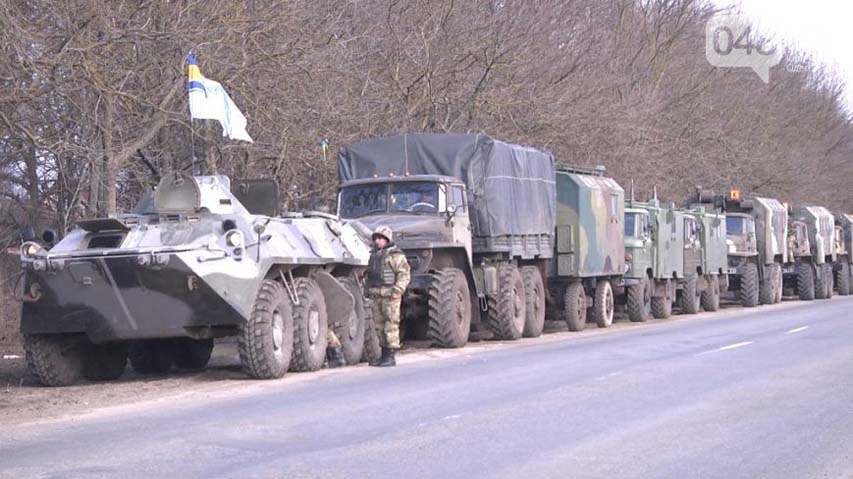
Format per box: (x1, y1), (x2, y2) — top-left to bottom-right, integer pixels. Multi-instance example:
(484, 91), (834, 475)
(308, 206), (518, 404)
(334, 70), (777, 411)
(18, 173), (370, 386)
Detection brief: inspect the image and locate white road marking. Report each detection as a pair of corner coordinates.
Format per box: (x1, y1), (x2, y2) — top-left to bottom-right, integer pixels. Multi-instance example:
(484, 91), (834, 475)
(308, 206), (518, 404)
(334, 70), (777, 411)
(2, 354), (21, 360)
(594, 371), (623, 381)
(718, 341), (753, 351)
(442, 414), (462, 421)
(786, 326), (809, 334)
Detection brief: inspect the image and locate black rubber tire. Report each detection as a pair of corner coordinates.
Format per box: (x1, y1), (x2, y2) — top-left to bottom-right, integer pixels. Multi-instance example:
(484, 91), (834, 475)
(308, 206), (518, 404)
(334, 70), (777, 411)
(824, 264), (834, 299)
(651, 280), (672, 319)
(361, 299), (382, 363)
(680, 275), (701, 314)
(238, 279), (294, 379)
(428, 268), (472, 348)
(837, 262), (851, 296)
(797, 262), (815, 301)
(759, 265), (776, 305)
(486, 264), (526, 340)
(83, 342), (128, 381)
(129, 339), (174, 375)
(562, 282), (587, 332)
(24, 334), (87, 387)
(739, 263), (760, 307)
(171, 338), (214, 370)
(593, 280), (614, 328)
(291, 277), (329, 372)
(701, 275), (721, 312)
(521, 266), (546, 338)
(815, 263), (830, 300)
(773, 264), (784, 303)
(626, 277), (651, 322)
(334, 276), (366, 365)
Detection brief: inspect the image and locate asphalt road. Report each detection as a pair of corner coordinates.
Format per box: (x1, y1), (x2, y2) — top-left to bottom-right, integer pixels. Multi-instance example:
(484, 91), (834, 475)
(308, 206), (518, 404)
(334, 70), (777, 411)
(2, 297), (852, 479)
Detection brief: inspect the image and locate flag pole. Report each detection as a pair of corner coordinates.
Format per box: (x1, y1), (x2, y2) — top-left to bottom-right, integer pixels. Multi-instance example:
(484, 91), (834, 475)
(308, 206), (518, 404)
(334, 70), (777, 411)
(187, 51), (197, 175)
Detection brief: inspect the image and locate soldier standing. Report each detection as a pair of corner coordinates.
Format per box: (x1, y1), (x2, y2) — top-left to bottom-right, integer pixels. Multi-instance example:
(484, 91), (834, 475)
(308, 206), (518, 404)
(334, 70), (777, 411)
(366, 225), (411, 367)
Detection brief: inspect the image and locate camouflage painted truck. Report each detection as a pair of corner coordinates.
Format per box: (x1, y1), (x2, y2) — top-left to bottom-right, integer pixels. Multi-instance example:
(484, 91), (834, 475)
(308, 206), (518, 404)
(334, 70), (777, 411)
(785, 205), (836, 300)
(832, 214), (852, 295)
(337, 133), (555, 347)
(689, 190), (788, 307)
(547, 167), (625, 331)
(18, 173), (370, 386)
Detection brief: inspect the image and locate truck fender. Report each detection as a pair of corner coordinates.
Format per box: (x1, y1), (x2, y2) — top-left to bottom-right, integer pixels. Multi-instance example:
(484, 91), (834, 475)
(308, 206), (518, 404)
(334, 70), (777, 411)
(313, 271), (355, 322)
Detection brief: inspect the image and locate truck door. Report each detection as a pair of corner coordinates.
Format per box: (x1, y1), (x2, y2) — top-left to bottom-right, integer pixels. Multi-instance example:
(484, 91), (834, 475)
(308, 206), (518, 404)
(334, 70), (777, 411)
(449, 184), (473, 263)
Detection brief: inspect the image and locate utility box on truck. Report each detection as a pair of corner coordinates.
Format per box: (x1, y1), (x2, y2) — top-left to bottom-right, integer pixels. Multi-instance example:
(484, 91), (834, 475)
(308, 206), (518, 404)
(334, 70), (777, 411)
(338, 133), (555, 347)
(547, 168), (625, 331)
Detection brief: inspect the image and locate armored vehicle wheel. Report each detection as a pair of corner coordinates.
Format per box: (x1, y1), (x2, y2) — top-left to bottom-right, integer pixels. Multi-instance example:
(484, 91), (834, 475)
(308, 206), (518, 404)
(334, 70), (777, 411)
(521, 266), (546, 338)
(593, 280), (614, 328)
(172, 338), (214, 370)
(680, 275), (701, 315)
(773, 264), (784, 303)
(739, 263), (760, 307)
(701, 275), (721, 312)
(129, 339), (174, 374)
(627, 277), (651, 322)
(815, 263), (831, 300)
(759, 266), (776, 305)
(361, 300), (382, 363)
(238, 279), (294, 379)
(486, 264), (526, 340)
(291, 277), (329, 372)
(651, 280), (673, 319)
(837, 262), (851, 296)
(797, 262), (815, 301)
(335, 276), (366, 365)
(563, 282), (587, 332)
(24, 333), (87, 387)
(428, 268), (472, 348)
(84, 343), (128, 381)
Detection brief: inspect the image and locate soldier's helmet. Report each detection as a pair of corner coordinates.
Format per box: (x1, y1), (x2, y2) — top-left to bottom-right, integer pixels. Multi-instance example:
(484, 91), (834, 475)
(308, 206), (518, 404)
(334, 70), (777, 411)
(372, 225), (393, 243)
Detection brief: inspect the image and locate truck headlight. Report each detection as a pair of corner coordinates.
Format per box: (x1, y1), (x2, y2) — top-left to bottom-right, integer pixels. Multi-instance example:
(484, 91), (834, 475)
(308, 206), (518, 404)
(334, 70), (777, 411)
(22, 242), (41, 258)
(225, 230), (244, 248)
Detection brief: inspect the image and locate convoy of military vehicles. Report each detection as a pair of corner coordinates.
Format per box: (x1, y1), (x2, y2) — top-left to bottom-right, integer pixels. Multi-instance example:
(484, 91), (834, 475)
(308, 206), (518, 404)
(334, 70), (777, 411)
(15, 133), (853, 386)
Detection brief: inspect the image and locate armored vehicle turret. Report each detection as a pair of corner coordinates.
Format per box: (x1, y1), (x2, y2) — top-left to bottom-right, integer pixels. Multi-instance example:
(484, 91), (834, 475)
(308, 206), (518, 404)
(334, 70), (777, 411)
(19, 173), (370, 386)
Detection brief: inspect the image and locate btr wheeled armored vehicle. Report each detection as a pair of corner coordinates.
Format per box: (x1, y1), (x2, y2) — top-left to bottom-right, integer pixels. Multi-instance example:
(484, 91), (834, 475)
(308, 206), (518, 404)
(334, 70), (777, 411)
(18, 173), (370, 386)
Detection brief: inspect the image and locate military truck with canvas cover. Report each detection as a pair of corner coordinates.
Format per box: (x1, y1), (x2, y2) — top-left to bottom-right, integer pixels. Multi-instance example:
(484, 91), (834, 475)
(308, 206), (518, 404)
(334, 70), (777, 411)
(548, 168), (625, 331)
(337, 133), (555, 347)
(785, 206), (836, 300)
(18, 173), (370, 386)
(689, 190), (788, 307)
(833, 214), (853, 295)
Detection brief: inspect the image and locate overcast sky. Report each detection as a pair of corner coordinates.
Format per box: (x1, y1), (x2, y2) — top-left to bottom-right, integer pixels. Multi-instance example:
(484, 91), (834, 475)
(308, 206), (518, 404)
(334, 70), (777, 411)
(713, 0), (853, 110)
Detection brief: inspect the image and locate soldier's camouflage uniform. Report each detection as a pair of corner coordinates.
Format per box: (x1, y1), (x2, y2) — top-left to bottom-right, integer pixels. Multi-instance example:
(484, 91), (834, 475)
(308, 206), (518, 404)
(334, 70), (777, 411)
(366, 243), (411, 349)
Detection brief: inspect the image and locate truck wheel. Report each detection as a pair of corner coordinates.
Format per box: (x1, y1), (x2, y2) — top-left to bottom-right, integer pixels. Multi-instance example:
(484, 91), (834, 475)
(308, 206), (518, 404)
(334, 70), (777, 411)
(680, 275), (701, 314)
(701, 275), (721, 312)
(797, 262), (815, 301)
(428, 268), (472, 348)
(815, 263), (830, 300)
(773, 264), (784, 303)
(759, 266), (776, 305)
(361, 299), (382, 363)
(824, 264), (834, 299)
(486, 264), (526, 340)
(334, 276), (366, 365)
(24, 333), (86, 387)
(626, 277), (651, 322)
(739, 263), (759, 307)
(651, 280), (672, 319)
(84, 342), (128, 381)
(238, 279), (294, 379)
(291, 277), (329, 372)
(171, 338), (214, 370)
(562, 282), (587, 332)
(521, 266), (546, 338)
(592, 280), (614, 328)
(837, 262), (851, 296)
(129, 339), (174, 375)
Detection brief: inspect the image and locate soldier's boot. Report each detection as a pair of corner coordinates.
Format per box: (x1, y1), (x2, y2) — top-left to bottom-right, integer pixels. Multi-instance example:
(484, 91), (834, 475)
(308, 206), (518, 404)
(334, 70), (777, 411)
(376, 348), (396, 367)
(326, 346), (346, 368)
(369, 347), (389, 367)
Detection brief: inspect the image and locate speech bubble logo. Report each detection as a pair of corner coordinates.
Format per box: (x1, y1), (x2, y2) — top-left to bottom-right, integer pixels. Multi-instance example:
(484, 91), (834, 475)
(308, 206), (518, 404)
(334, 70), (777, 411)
(705, 13), (783, 83)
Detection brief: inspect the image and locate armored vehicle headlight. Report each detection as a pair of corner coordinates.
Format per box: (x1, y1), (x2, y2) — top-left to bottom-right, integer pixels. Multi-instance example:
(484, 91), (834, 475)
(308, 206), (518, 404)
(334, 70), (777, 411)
(225, 230), (245, 247)
(22, 242), (41, 258)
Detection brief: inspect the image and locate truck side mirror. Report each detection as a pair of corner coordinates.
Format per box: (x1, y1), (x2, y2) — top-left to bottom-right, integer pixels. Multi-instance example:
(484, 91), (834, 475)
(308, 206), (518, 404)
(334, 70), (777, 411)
(446, 204), (458, 217)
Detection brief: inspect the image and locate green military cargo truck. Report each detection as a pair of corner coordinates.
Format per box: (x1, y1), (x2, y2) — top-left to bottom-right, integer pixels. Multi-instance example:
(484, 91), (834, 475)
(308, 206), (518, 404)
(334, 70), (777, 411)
(547, 167), (625, 330)
(786, 206), (836, 300)
(833, 214), (853, 295)
(689, 206), (729, 312)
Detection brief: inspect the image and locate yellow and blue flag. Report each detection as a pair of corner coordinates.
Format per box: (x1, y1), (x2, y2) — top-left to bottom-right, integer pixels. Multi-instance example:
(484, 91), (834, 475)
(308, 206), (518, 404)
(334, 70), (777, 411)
(187, 52), (253, 143)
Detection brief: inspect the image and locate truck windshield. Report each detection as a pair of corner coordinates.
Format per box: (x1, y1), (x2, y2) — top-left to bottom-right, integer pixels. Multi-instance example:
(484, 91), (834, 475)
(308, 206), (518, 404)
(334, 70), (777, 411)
(390, 182), (439, 214)
(624, 212), (638, 237)
(339, 184), (388, 218)
(726, 216), (746, 235)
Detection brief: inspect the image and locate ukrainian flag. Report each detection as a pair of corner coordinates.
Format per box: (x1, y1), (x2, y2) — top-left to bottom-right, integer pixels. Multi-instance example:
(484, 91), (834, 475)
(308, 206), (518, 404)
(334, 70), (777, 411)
(186, 52), (253, 143)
